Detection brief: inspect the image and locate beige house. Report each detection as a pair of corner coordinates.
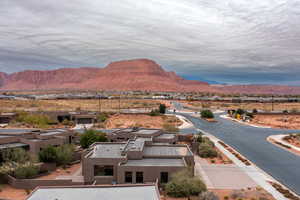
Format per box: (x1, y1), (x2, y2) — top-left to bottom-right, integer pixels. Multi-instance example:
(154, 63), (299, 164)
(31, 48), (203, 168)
(0, 129), (75, 156)
(82, 136), (194, 185)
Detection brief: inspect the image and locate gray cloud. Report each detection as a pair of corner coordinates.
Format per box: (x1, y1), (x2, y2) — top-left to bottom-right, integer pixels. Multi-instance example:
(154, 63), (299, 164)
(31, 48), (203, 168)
(0, 0), (300, 85)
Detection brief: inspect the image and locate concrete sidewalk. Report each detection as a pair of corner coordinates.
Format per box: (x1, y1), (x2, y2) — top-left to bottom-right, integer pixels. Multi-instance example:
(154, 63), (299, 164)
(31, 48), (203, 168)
(195, 156), (257, 189)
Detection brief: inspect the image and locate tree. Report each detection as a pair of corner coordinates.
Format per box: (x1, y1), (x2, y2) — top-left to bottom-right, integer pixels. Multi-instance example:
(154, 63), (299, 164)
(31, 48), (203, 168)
(165, 169), (207, 197)
(14, 163), (39, 179)
(159, 104), (166, 114)
(38, 146), (57, 163)
(80, 129), (108, 149)
(201, 110), (214, 119)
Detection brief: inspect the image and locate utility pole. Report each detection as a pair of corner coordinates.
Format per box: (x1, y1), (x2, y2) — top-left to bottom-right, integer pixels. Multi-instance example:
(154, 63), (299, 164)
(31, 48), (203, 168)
(272, 95), (274, 112)
(118, 94), (121, 113)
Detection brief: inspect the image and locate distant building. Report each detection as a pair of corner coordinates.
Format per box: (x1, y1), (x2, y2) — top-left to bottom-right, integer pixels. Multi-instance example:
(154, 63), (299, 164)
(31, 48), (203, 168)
(82, 136), (194, 185)
(26, 184), (160, 200)
(0, 129), (75, 157)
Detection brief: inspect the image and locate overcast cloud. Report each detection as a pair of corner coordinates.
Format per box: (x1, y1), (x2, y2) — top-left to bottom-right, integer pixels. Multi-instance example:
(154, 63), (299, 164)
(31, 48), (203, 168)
(0, 0), (300, 85)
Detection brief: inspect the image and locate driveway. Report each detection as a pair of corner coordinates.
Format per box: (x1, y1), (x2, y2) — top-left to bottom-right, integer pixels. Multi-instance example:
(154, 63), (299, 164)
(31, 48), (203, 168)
(181, 113), (300, 195)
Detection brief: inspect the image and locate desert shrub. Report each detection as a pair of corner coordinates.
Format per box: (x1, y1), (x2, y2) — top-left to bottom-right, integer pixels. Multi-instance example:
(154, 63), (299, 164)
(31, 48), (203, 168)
(196, 133), (204, 143)
(97, 113), (109, 122)
(159, 104), (167, 114)
(80, 129), (108, 148)
(61, 119), (74, 126)
(199, 191), (219, 200)
(38, 146), (57, 163)
(199, 143), (218, 158)
(15, 112), (53, 128)
(236, 109), (245, 115)
(252, 109), (258, 114)
(1, 148), (31, 164)
(201, 110), (214, 119)
(14, 163), (39, 179)
(149, 109), (160, 116)
(246, 112), (254, 118)
(163, 123), (179, 132)
(165, 169), (207, 197)
(283, 110), (288, 114)
(55, 144), (74, 166)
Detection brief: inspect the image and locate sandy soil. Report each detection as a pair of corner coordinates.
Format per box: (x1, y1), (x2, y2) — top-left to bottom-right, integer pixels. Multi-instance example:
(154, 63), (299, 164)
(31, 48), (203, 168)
(268, 138), (300, 156)
(251, 114), (300, 129)
(0, 99), (161, 112)
(283, 135), (300, 148)
(104, 114), (182, 129)
(0, 184), (29, 200)
(36, 163), (81, 180)
(183, 101), (300, 112)
(211, 187), (276, 200)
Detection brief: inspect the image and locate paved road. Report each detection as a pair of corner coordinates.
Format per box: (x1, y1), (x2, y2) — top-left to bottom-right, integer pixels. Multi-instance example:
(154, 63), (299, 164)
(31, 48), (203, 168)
(180, 113), (300, 195)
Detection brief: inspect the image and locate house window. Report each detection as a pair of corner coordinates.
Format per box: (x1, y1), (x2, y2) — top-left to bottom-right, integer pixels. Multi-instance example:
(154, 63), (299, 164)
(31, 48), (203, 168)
(125, 171), (132, 183)
(136, 172), (144, 183)
(160, 172), (168, 183)
(94, 165), (114, 176)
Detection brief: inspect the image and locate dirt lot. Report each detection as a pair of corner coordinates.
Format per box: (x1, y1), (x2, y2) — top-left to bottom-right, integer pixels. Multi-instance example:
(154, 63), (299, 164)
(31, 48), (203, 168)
(0, 184), (28, 200)
(251, 114), (300, 129)
(211, 187), (276, 200)
(183, 101), (300, 112)
(104, 114), (182, 129)
(0, 99), (162, 112)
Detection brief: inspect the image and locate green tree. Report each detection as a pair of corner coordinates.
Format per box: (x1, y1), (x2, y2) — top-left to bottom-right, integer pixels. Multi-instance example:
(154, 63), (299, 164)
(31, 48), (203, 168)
(14, 163), (39, 179)
(38, 146), (57, 163)
(165, 169), (207, 197)
(80, 129), (108, 149)
(201, 110), (214, 119)
(159, 104), (166, 114)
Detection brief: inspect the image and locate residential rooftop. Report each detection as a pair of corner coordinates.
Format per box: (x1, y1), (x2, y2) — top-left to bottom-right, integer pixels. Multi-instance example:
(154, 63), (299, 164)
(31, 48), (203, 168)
(121, 158), (185, 167)
(143, 145), (192, 157)
(90, 143), (126, 158)
(26, 185), (160, 200)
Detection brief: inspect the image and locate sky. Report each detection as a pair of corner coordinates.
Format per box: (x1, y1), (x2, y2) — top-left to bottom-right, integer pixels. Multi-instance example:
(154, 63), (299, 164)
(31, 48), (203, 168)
(0, 0), (300, 85)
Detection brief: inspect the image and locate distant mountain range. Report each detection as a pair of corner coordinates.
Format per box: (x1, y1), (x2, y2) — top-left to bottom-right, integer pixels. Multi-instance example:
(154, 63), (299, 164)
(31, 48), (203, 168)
(1, 59), (300, 95)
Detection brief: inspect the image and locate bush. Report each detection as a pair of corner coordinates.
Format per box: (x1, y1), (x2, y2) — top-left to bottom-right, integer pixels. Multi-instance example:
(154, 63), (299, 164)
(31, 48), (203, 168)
(159, 104), (166, 114)
(201, 110), (214, 119)
(1, 148), (31, 164)
(15, 112), (53, 128)
(236, 109), (245, 115)
(97, 113), (109, 122)
(252, 109), (258, 114)
(55, 144), (74, 166)
(196, 133), (204, 143)
(61, 119), (74, 126)
(38, 146), (57, 163)
(80, 129), (108, 148)
(149, 109), (160, 116)
(199, 143), (218, 158)
(14, 163), (39, 179)
(199, 191), (219, 200)
(39, 144), (74, 166)
(165, 169), (207, 197)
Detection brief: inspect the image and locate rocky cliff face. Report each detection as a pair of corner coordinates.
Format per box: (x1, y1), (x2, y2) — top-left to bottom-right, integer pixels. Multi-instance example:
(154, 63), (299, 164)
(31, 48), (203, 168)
(0, 72), (7, 88)
(0, 59), (211, 92)
(1, 59), (300, 94)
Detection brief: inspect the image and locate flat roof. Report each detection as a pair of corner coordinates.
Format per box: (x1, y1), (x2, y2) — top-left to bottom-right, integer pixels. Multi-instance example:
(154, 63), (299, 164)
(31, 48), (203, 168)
(122, 158), (185, 167)
(90, 143), (125, 158)
(0, 142), (29, 150)
(143, 145), (192, 157)
(156, 134), (176, 139)
(134, 129), (159, 135)
(27, 185), (160, 200)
